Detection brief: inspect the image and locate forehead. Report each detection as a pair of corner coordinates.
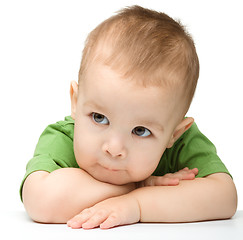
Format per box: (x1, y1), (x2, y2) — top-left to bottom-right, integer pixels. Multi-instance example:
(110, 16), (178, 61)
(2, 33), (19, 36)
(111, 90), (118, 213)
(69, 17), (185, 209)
(82, 61), (169, 101)
(79, 62), (179, 126)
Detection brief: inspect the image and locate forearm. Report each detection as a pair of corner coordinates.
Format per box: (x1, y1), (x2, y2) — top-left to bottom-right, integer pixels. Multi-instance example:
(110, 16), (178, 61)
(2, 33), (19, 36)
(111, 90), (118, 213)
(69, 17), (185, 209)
(22, 168), (135, 223)
(132, 173), (237, 222)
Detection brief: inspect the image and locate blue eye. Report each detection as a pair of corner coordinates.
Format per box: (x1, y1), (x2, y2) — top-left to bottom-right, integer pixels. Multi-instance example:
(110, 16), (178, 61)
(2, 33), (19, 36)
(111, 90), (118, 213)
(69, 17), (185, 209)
(132, 126), (151, 137)
(92, 113), (109, 125)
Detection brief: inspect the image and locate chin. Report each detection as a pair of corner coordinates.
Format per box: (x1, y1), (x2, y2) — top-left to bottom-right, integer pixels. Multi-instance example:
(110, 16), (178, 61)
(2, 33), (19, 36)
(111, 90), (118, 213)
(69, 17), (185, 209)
(93, 172), (131, 185)
(105, 179), (130, 185)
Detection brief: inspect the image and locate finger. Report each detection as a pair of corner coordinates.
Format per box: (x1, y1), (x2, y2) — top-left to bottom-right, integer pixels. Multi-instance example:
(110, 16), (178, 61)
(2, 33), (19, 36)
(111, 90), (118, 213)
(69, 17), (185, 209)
(67, 208), (94, 229)
(82, 209), (109, 229)
(181, 167), (198, 174)
(144, 176), (155, 186)
(153, 176), (180, 186)
(180, 167), (198, 179)
(172, 168), (196, 180)
(165, 178), (180, 186)
(180, 167), (198, 173)
(191, 168), (199, 175)
(100, 213), (121, 229)
(175, 171), (195, 180)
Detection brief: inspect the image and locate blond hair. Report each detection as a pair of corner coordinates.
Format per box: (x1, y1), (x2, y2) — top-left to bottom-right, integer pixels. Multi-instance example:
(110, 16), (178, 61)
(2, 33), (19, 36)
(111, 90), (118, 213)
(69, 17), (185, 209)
(79, 5), (199, 114)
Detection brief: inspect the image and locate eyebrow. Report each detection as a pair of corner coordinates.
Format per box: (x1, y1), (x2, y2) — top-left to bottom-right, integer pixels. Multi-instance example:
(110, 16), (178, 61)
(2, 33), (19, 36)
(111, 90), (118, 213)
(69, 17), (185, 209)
(83, 101), (106, 112)
(84, 101), (164, 132)
(139, 120), (164, 132)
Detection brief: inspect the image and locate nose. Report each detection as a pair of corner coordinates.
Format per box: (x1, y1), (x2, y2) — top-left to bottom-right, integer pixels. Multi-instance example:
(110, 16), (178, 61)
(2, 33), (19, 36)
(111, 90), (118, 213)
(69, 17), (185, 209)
(102, 135), (127, 159)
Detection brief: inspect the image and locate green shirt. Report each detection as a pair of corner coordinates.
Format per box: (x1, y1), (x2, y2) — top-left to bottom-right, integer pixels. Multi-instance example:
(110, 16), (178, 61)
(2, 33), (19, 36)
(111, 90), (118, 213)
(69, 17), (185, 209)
(20, 116), (230, 201)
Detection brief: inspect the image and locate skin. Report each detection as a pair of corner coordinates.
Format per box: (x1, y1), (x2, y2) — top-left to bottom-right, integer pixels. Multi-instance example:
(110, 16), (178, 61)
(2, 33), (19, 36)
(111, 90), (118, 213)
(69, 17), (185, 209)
(71, 62), (194, 186)
(66, 62), (237, 229)
(22, 61), (237, 228)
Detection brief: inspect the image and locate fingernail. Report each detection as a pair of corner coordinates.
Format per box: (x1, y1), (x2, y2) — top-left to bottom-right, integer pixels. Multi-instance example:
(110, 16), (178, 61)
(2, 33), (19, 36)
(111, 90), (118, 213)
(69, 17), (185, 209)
(71, 221), (80, 228)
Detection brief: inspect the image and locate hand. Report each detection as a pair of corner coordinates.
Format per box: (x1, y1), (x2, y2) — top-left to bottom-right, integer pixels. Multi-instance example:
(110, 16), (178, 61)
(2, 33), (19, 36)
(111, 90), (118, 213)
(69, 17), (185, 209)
(138, 167), (198, 187)
(67, 194), (140, 229)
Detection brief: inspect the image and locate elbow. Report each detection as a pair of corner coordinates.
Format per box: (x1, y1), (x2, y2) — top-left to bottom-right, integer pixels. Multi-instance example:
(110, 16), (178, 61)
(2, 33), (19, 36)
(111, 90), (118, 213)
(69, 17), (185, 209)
(23, 184), (59, 223)
(228, 202), (237, 219)
(210, 173), (238, 220)
(24, 197), (55, 223)
(23, 190), (72, 224)
(24, 184), (81, 224)
(223, 177), (238, 219)
(222, 195), (237, 220)
(225, 183), (238, 219)
(22, 171), (69, 223)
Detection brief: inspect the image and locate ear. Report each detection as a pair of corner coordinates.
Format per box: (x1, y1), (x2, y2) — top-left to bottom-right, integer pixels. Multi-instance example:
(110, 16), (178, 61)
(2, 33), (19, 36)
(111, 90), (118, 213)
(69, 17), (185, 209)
(167, 117), (194, 148)
(70, 81), (79, 120)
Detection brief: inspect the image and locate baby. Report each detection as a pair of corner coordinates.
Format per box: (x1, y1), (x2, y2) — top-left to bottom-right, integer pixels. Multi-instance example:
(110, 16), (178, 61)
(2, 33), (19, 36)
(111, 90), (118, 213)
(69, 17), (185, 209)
(21, 6), (237, 229)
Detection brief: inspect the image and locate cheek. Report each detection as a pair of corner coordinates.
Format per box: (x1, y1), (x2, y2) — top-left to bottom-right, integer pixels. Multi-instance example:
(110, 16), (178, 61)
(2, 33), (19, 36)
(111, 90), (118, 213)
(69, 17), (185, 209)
(73, 122), (99, 168)
(128, 145), (165, 181)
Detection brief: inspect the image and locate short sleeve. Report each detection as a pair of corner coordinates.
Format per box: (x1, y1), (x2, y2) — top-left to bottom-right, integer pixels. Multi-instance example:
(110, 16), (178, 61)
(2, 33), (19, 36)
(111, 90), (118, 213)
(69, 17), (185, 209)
(153, 122), (231, 178)
(20, 116), (79, 201)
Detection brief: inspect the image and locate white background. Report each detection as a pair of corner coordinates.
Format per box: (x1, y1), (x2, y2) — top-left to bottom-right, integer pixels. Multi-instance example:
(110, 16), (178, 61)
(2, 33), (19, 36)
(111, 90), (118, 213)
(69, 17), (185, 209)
(0, 0), (242, 214)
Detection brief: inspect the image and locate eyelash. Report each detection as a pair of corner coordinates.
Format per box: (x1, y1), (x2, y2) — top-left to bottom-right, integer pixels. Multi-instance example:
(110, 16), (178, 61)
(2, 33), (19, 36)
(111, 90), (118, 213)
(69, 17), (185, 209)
(91, 112), (109, 125)
(91, 112), (152, 137)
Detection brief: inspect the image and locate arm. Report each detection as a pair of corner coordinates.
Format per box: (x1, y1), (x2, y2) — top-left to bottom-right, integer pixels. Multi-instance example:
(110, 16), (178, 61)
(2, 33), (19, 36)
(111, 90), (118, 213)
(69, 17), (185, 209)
(22, 167), (196, 224)
(22, 168), (135, 223)
(134, 173), (237, 222)
(67, 173), (237, 229)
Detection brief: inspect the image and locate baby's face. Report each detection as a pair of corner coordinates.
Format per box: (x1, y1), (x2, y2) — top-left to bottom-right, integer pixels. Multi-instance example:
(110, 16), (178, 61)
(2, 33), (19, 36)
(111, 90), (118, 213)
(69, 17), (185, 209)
(72, 62), (180, 184)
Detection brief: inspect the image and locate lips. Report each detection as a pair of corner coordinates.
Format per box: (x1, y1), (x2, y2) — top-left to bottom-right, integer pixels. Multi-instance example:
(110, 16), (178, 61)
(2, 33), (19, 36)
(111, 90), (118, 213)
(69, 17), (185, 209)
(99, 163), (121, 172)
(103, 166), (120, 171)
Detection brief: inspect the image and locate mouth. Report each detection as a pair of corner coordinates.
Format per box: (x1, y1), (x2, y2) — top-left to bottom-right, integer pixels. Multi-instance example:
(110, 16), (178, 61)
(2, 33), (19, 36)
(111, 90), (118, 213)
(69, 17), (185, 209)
(99, 163), (121, 172)
(103, 166), (120, 172)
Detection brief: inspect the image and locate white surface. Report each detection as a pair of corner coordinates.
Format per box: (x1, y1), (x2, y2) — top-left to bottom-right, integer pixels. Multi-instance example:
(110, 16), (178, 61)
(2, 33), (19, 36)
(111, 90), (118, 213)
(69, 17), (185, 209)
(1, 210), (243, 240)
(0, 0), (242, 222)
